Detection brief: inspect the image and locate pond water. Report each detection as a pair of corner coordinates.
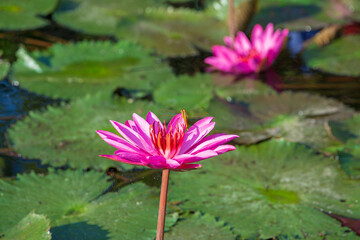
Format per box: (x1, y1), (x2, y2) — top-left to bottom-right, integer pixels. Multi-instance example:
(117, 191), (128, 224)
(1, 1), (360, 239)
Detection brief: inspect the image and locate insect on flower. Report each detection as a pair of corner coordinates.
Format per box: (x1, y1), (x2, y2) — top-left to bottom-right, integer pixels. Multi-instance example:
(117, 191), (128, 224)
(96, 110), (238, 170)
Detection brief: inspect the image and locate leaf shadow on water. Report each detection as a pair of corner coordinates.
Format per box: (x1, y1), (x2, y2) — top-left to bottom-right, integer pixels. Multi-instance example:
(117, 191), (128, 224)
(51, 222), (110, 240)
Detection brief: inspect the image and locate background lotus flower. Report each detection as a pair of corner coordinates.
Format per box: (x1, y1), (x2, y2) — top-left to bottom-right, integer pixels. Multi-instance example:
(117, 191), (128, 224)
(97, 111), (238, 170)
(205, 23), (289, 75)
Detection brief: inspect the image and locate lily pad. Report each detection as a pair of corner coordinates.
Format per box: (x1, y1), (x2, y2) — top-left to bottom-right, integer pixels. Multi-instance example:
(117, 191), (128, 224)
(331, 114), (360, 179)
(165, 212), (236, 239)
(250, 0), (351, 31)
(215, 78), (277, 102)
(303, 35), (360, 77)
(0, 169), (177, 240)
(153, 73), (214, 114)
(1, 212), (51, 240)
(208, 91), (353, 150)
(8, 92), (165, 170)
(54, 1), (227, 56)
(169, 140), (360, 239)
(0, 0), (57, 30)
(11, 41), (172, 99)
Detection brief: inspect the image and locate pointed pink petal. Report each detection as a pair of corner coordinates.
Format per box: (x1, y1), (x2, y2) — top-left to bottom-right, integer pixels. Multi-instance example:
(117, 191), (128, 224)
(110, 120), (151, 153)
(132, 113), (157, 155)
(99, 154), (147, 166)
(188, 134), (239, 154)
(146, 111), (161, 125)
(212, 144), (236, 154)
(167, 113), (184, 134)
(177, 150), (218, 163)
(96, 130), (146, 154)
(224, 36), (233, 47)
(179, 122), (215, 154)
(204, 56), (234, 72)
(212, 46), (238, 63)
(175, 163), (202, 170)
(125, 120), (137, 132)
(146, 156), (167, 168)
(234, 32), (252, 54)
(251, 24), (264, 51)
(114, 151), (149, 163)
(166, 159), (181, 168)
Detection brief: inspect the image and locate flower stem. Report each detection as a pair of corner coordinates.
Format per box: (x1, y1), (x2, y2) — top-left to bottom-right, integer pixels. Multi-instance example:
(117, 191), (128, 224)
(228, 0), (235, 39)
(156, 169), (170, 240)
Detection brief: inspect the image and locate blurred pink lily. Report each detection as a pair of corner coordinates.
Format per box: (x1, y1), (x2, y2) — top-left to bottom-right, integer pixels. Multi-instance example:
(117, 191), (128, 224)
(97, 111), (238, 170)
(205, 23), (289, 75)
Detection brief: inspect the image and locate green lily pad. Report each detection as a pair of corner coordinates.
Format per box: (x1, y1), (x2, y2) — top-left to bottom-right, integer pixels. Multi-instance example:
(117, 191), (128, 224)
(1, 212), (51, 240)
(11, 41), (172, 99)
(0, 0), (57, 30)
(165, 212), (236, 240)
(0, 169), (177, 240)
(215, 78), (277, 102)
(8, 92), (165, 170)
(169, 140), (360, 239)
(250, 0), (350, 31)
(54, 1), (227, 56)
(330, 114), (360, 179)
(303, 35), (360, 77)
(208, 91), (353, 150)
(153, 73), (214, 114)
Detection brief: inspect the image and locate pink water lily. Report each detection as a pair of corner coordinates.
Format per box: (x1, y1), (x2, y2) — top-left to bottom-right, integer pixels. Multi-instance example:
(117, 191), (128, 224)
(97, 111), (238, 170)
(205, 23), (289, 75)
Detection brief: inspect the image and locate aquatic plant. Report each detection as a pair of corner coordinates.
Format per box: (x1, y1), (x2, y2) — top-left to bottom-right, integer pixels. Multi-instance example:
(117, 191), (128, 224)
(97, 110), (238, 239)
(205, 23), (289, 74)
(97, 111), (238, 170)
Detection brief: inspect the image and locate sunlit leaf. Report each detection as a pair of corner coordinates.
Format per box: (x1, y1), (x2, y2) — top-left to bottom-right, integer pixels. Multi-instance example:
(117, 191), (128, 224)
(303, 35), (360, 77)
(1, 212), (51, 240)
(153, 73), (214, 114)
(169, 140), (360, 239)
(0, 169), (177, 240)
(11, 41), (172, 99)
(0, 0), (57, 30)
(8, 92), (167, 170)
(208, 91), (353, 150)
(0, 50), (10, 79)
(53, 0), (228, 56)
(165, 212), (236, 239)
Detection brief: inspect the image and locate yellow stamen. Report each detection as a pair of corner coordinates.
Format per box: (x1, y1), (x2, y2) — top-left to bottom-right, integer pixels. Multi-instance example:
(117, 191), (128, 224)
(181, 109), (188, 130)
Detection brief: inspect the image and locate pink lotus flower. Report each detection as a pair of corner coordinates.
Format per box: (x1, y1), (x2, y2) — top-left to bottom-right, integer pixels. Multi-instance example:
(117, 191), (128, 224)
(97, 111), (238, 170)
(205, 23), (289, 75)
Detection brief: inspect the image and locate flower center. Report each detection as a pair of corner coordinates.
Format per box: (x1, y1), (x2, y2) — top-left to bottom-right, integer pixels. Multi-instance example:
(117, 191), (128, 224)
(238, 48), (260, 62)
(149, 120), (186, 159)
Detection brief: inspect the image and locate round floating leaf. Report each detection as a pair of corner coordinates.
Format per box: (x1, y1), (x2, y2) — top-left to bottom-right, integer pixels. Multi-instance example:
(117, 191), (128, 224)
(249, 0), (350, 31)
(0, 169), (177, 240)
(0, 0), (57, 30)
(8, 92), (166, 170)
(169, 140), (360, 239)
(331, 114), (360, 179)
(54, 1), (227, 56)
(1, 212), (51, 240)
(215, 78), (276, 102)
(11, 41), (172, 99)
(53, 0), (167, 35)
(208, 91), (354, 150)
(165, 212), (236, 240)
(113, 8), (227, 56)
(153, 73), (214, 114)
(303, 35), (360, 77)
